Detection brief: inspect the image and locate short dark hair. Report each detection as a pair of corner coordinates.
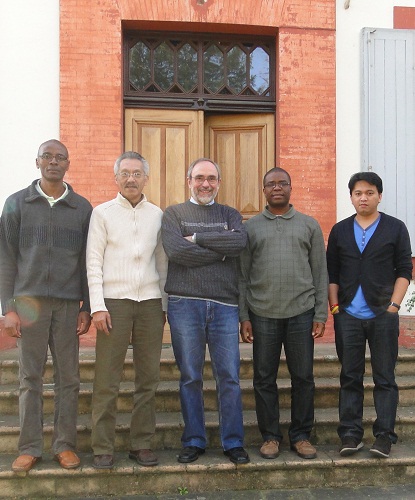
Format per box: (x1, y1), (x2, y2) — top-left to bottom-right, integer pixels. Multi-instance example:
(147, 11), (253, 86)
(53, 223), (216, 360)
(348, 172), (383, 195)
(263, 167), (291, 186)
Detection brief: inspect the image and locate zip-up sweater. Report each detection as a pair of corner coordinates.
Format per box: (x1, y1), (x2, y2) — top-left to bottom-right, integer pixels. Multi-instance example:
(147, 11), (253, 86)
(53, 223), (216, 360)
(327, 212), (412, 315)
(0, 180), (92, 314)
(161, 200), (247, 305)
(86, 193), (168, 314)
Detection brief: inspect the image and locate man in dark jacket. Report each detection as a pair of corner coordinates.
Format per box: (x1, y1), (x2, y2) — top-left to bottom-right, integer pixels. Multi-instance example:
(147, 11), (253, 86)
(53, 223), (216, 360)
(327, 171), (412, 459)
(0, 139), (92, 472)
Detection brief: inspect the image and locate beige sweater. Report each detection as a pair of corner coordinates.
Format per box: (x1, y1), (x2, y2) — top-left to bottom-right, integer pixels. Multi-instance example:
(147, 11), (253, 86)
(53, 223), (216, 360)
(87, 193), (167, 314)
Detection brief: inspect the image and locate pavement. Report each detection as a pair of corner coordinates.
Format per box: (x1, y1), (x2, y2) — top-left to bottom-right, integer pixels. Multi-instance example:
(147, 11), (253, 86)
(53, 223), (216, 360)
(62, 484), (415, 499)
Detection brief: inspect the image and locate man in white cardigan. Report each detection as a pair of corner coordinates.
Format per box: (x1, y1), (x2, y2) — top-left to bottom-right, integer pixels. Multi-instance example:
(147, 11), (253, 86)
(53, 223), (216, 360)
(86, 151), (167, 469)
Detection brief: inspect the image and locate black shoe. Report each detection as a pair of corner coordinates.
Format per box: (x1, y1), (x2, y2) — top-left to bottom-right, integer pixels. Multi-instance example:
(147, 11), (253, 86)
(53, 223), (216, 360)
(370, 435), (391, 458)
(224, 447), (250, 464)
(177, 446), (205, 463)
(339, 437), (364, 456)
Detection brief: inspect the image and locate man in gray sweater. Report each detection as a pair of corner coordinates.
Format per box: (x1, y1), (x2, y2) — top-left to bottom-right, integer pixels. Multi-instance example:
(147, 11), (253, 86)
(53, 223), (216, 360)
(161, 158), (249, 465)
(239, 167), (328, 460)
(0, 139), (92, 472)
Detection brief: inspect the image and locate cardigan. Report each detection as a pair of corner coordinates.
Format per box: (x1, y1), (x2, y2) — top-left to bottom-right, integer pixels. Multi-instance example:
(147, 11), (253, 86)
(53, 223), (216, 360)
(86, 192), (167, 313)
(0, 180), (92, 314)
(327, 212), (412, 315)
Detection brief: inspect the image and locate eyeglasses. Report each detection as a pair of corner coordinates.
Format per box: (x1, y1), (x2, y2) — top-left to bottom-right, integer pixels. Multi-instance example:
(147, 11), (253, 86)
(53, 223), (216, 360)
(264, 181), (291, 189)
(117, 172), (145, 179)
(39, 153), (68, 163)
(190, 175), (219, 185)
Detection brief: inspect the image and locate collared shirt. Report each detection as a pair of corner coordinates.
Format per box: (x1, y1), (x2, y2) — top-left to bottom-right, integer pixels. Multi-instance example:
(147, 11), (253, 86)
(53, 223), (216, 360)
(190, 196), (215, 206)
(36, 180), (69, 206)
(239, 204), (328, 322)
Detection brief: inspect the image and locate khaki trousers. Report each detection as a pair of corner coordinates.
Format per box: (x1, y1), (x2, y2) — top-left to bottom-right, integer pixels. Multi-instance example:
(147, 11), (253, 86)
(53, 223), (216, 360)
(91, 298), (164, 454)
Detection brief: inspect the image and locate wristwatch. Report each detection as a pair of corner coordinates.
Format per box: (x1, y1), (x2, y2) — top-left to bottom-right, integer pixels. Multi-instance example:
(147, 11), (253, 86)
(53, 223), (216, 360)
(389, 301), (401, 310)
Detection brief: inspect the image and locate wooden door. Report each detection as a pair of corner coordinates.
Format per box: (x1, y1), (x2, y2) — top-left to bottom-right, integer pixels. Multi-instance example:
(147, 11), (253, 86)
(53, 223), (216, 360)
(125, 109), (275, 215)
(125, 109), (204, 209)
(205, 114), (275, 219)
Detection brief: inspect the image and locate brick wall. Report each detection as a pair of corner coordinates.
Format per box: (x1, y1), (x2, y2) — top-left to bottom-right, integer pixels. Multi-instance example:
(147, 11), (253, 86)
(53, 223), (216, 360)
(0, 0), (337, 351)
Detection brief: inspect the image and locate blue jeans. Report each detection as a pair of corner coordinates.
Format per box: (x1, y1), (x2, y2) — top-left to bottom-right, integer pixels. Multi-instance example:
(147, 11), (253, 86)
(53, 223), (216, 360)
(250, 309), (315, 444)
(167, 297), (244, 451)
(334, 310), (399, 443)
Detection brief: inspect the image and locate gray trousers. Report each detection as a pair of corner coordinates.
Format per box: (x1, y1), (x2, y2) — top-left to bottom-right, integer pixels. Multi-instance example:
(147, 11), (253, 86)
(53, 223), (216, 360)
(91, 298), (164, 455)
(16, 297), (80, 456)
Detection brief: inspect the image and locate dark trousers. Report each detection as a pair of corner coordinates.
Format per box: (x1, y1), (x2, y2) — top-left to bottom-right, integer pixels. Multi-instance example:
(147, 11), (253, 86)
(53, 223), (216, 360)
(250, 308), (315, 444)
(334, 310), (399, 443)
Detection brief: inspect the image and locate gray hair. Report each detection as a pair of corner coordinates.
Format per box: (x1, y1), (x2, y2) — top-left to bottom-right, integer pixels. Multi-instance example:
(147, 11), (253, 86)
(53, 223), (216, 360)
(187, 158), (221, 180)
(113, 151), (149, 175)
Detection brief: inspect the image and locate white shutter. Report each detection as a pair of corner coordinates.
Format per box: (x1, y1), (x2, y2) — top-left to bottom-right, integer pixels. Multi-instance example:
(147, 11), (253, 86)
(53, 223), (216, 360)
(362, 28), (415, 254)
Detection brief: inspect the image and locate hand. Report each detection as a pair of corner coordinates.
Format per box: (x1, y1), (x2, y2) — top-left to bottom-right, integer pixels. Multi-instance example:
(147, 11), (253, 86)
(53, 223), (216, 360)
(77, 311), (91, 336)
(240, 320), (253, 343)
(3, 312), (21, 338)
(312, 322), (325, 339)
(92, 311), (112, 335)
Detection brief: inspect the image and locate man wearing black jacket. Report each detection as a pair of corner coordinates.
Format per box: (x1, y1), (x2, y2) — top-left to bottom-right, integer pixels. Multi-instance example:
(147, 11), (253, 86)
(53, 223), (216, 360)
(327, 172), (412, 459)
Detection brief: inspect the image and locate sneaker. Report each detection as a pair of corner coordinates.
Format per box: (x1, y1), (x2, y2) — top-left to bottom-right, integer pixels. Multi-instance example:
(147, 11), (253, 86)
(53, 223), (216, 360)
(339, 437), (364, 456)
(290, 440), (317, 459)
(370, 435), (391, 458)
(260, 440), (279, 459)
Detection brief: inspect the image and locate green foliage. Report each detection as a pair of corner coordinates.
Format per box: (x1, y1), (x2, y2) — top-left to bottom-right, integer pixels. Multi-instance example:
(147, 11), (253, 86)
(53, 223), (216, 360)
(177, 486), (189, 495)
(406, 291), (415, 312)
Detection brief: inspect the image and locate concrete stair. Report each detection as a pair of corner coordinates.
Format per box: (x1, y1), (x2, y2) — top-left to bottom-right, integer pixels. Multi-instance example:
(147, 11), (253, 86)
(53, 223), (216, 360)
(1, 343), (415, 498)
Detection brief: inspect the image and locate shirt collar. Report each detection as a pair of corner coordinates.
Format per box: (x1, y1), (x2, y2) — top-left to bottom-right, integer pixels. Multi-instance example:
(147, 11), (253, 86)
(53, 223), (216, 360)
(36, 180), (69, 206)
(190, 196), (215, 206)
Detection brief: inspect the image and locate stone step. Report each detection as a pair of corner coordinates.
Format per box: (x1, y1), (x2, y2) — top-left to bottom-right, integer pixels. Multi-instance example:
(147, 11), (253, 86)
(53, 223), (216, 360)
(2, 375), (415, 416)
(1, 406), (415, 455)
(2, 443), (415, 498)
(1, 346), (415, 385)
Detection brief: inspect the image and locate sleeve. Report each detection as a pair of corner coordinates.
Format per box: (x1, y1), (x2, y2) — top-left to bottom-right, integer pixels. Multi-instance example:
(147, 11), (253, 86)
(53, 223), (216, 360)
(79, 204), (92, 313)
(326, 224), (340, 285)
(0, 199), (20, 314)
(195, 207), (247, 257)
(86, 208), (108, 314)
(161, 206), (224, 268)
(238, 235), (252, 322)
(155, 229), (168, 311)
(309, 221), (328, 323)
(394, 221), (413, 282)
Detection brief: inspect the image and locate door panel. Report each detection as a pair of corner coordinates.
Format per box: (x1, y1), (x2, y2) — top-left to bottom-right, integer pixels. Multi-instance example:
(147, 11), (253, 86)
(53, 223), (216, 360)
(125, 109), (204, 208)
(205, 114), (275, 218)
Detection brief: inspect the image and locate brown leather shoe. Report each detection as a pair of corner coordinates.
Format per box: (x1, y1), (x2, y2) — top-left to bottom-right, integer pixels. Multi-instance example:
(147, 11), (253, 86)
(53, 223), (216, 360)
(93, 454), (114, 469)
(260, 440), (279, 459)
(12, 454), (42, 472)
(290, 440), (317, 459)
(54, 450), (81, 469)
(129, 449), (158, 466)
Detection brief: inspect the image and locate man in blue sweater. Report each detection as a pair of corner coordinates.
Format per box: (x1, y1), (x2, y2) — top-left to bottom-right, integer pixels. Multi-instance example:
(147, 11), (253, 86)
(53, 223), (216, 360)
(0, 139), (92, 472)
(161, 158), (249, 465)
(327, 172), (412, 458)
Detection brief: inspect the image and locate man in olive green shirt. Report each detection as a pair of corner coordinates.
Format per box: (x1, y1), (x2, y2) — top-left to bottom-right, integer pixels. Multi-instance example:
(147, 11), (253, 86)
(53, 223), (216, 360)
(239, 167), (327, 461)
